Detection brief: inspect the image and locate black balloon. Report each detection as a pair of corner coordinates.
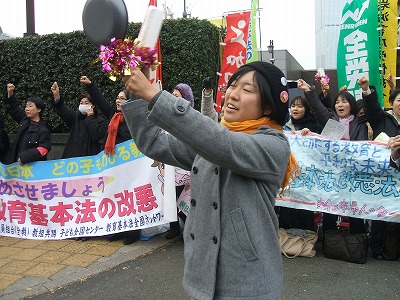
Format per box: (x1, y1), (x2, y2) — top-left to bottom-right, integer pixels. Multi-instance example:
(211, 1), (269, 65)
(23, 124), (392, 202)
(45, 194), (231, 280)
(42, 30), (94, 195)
(82, 0), (128, 48)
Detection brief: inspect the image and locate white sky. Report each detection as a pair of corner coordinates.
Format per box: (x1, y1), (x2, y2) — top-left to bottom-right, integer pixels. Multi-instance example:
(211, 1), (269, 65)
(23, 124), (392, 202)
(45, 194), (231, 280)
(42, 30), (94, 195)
(0, 0), (316, 69)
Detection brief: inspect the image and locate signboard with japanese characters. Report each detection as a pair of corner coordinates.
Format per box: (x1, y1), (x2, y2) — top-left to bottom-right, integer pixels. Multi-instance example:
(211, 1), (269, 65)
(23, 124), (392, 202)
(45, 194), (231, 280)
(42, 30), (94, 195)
(278, 133), (400, 223)
(0, 140), (164, 239)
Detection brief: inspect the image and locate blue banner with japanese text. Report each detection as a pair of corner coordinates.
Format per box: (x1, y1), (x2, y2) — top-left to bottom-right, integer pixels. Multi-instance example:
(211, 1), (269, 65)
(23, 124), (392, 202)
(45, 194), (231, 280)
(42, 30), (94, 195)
(278, 133), (400, 223)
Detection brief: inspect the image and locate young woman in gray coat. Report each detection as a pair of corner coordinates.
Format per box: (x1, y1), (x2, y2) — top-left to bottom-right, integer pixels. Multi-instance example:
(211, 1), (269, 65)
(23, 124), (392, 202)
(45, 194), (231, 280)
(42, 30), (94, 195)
(122, 61), (298, 300)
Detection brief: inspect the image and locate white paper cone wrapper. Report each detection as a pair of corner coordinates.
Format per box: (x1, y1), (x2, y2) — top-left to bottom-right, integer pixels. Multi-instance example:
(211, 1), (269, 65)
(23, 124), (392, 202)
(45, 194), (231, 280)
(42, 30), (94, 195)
(138, 6), (164, 48)
(163, 164), (178, 222)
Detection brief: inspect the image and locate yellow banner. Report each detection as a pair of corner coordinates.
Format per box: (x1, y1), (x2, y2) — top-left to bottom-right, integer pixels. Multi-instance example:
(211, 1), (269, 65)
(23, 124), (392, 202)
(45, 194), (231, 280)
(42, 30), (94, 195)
(208, 17), (226, 66)
(381, 0), (397, 108)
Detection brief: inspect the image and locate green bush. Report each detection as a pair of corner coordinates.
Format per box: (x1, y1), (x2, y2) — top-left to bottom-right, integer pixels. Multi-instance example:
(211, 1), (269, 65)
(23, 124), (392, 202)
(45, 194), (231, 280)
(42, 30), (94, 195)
(0, 18), (220, 133)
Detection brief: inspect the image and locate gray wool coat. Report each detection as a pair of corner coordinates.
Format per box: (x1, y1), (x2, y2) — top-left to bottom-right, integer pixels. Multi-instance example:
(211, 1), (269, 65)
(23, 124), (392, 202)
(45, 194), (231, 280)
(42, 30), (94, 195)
(122, 91), (290, 300)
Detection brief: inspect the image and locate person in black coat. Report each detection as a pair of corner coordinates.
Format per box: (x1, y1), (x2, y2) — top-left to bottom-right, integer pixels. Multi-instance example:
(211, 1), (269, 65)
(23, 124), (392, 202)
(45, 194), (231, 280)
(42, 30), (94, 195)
(50, 81), (107, 159)
(2, 83), (51, 165)
(79, 75), (140, 245)
(281, 96), (323, 231)
(283, 95), (323, 134)
(389, 134), (400, 170)
(358, 76), (400, 260)
(79, 76), (132, 152)
(298, 79), (368, 238)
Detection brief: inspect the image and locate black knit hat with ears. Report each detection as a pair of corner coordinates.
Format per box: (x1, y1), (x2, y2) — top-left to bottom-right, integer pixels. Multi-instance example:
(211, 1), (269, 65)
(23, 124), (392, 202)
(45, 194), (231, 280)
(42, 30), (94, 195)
(244, 61), (289, 125)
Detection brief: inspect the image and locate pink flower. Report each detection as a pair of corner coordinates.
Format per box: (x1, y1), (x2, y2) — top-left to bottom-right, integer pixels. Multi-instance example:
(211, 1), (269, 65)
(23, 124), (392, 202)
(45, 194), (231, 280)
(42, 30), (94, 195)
(97, 38), (159, 80)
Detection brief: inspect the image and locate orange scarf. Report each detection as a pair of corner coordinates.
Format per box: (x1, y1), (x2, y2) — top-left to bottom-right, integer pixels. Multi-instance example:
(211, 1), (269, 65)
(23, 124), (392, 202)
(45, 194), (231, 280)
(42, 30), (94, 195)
(104, 112), (124, 155)
(221, 116), (300, 195)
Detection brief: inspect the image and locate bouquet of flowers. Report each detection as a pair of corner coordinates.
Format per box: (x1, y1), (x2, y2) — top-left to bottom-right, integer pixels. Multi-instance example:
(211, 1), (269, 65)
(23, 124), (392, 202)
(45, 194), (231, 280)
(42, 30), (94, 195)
(314, 68), (330, 84)
(98, 37), (159, 81)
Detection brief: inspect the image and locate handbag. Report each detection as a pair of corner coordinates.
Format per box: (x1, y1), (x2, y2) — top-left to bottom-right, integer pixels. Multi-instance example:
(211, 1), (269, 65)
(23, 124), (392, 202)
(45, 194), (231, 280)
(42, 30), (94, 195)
(382, 223), (400, 261)
(279, 228), (318, 258)
(323, 229), (368, 264)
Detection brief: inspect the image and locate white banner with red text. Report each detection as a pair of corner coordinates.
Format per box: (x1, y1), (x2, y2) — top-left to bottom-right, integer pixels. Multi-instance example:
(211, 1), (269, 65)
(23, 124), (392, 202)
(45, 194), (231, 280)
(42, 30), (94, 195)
(0, 140), (166, 240)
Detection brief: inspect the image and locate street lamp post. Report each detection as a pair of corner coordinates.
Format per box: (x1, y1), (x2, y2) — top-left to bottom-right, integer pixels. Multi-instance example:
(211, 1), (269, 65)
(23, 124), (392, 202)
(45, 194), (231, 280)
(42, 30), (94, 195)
(182, 0), (188, 18)
(267, 40), (275, 64)
(24, 0), (37, 36)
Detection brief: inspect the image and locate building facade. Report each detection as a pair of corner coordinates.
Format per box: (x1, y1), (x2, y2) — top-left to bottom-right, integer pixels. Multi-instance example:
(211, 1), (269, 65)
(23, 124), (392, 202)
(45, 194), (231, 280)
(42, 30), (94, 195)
(315, 0), (347, 69)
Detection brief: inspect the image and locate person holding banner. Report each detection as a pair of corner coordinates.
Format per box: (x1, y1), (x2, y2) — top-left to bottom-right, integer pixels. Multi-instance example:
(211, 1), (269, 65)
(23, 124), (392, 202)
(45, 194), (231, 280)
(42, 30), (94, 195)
(298, 79), (368, 236)
(358, 76), (400, 139)
(358, 76), (400, 260)
(389, 135), (400, 170)
(122, 61), (299, 300)
(2, 83), (51, 165)
(79, 75), (141, 246)
(281, 95), (322, 231)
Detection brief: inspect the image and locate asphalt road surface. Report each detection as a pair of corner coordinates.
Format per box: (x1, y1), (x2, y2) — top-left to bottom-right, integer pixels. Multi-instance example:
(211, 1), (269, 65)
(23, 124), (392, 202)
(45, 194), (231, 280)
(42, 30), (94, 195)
(27, 240), (400, 300)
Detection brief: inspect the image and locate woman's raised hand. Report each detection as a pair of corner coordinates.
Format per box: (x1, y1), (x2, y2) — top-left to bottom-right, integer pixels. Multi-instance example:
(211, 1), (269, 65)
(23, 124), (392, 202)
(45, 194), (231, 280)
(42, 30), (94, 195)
(122, 67), (159, 102)
(51, 82), (60, 100)
(80, 76), (92, 85)
(297, 79), (310, 92)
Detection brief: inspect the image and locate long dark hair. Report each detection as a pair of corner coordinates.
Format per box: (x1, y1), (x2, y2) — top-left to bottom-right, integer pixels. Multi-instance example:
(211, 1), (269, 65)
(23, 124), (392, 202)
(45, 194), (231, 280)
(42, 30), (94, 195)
(290, 96), (311, 117)
(389, 88), (400, 105)
(333, 91), (358, 116)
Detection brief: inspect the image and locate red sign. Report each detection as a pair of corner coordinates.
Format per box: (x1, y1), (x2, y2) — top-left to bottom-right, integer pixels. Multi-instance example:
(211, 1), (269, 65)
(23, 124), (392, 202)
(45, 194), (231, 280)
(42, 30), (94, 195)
(215, 11), (251, 111)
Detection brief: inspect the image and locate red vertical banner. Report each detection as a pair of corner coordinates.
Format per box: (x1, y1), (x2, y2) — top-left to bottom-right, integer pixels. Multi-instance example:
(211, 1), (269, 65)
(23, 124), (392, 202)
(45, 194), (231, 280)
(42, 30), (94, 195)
(215, 11), (250, 111)
(148, 0), (163, 87)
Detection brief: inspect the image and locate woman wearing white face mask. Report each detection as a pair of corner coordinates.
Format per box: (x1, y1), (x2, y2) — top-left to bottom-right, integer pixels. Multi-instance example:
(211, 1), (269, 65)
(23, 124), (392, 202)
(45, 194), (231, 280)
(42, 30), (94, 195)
(50, 81), (108, 159)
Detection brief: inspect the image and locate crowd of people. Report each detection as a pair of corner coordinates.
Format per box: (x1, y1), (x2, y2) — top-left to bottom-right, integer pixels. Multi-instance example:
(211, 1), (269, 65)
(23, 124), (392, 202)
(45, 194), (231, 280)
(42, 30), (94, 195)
(2, 61), (400, 299)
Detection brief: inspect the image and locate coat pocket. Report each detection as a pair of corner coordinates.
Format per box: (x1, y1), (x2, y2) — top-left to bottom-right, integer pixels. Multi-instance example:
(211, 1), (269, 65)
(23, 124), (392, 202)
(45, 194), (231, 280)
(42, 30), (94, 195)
(229, 208), (258, 262)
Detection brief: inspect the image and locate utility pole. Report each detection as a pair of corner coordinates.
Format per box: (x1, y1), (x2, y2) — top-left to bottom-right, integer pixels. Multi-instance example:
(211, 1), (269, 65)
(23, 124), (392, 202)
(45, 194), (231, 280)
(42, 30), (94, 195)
(182, 0), (187, 18)
(24, 0), (37, 36)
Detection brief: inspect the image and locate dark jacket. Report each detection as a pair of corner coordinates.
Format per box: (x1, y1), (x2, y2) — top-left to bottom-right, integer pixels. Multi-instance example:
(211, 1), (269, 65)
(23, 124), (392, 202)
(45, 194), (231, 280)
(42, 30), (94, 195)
(284, 114), (323, 133)
(390, 158), (400, 170)
(305, 90), (368, 141)
(51, 97), (107, 158)
(363, 89), (400, 139)
(85, 83), (132, 147)
(3, 95), (51, 164)
(319, 91), (333, 109)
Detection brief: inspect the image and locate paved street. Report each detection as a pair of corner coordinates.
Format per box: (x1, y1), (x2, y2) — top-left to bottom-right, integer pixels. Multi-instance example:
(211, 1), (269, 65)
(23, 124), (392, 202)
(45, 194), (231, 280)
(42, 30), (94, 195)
(26, 240), (400, 300)
(0, 234), (174, 300)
